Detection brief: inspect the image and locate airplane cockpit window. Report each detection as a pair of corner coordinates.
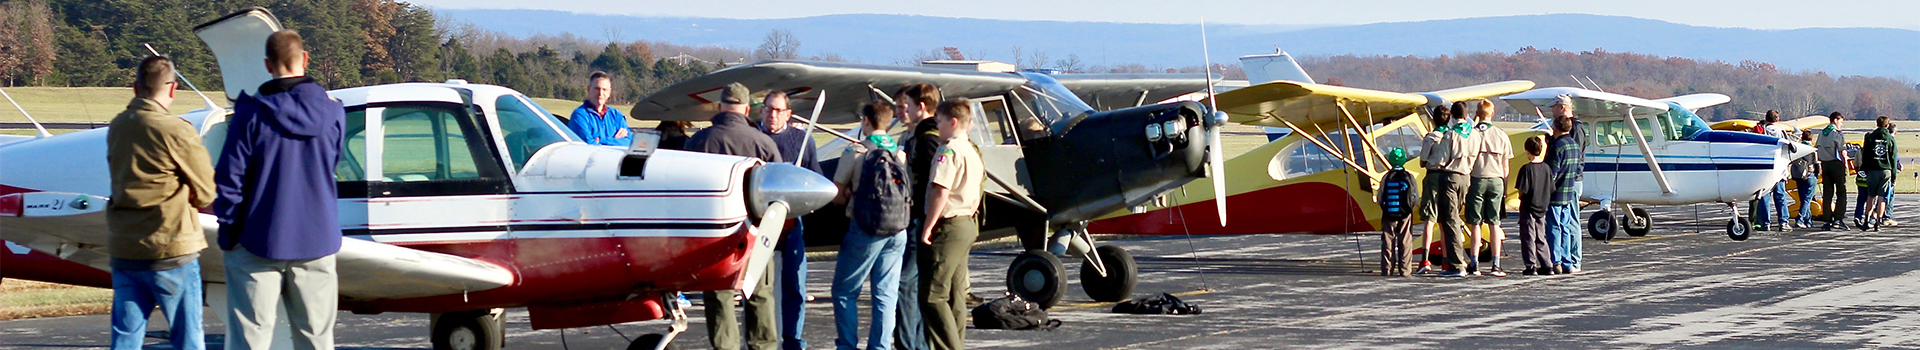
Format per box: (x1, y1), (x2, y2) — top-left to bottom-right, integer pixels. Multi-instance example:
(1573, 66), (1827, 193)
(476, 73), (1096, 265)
(336, 109), (369, 182)
(1279, 128), (1368, 179)
(380, 104), (491, 182)
(1373, 124), (1425, 169)
(1589, 116), (1659, 147)
(495, 94), (574, 171)
(1658, 103), (1710, 140)
(1015, 72), (1094, 133)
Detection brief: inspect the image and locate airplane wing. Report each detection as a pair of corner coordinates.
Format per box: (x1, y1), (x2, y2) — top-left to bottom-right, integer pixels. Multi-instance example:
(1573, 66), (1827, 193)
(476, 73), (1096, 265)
(1783, 116), (1832, 132)
(630, 60), (1029, 124)
(1711, 119), (1759, 132)
(1426, 81), (1539, 105)
(0, 135), (35, 147)
(0, 191), (514, 300)
(1655, 93), (1733, 111)
(1209, 80), (1429, 131)
(1051, 73), (1217, 110)
(1502, 87), (1672, 118)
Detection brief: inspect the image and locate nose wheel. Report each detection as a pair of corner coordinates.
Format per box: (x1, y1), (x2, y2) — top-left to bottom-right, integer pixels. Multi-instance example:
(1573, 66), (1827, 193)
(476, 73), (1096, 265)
(1588, 210), (1617, 241)
(1623, 206), (1652, 237)
(431, 309), (505, 350)
(1724, 202), (1751, 241)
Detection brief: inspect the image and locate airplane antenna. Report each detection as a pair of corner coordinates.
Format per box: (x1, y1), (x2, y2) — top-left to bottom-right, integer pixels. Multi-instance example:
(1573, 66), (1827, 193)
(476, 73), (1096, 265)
(1584, 76), (1606, 93)
(0, 88), (51, 138)
(144, 44), (221, 109)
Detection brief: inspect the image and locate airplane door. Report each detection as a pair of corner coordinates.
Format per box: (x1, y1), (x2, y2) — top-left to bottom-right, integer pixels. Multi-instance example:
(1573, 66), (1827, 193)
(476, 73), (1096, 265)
(968, 96), (1037, 203)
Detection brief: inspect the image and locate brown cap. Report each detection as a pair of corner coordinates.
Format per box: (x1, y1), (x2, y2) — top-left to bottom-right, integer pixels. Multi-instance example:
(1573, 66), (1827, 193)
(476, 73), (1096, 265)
(721, 82), (750, 105)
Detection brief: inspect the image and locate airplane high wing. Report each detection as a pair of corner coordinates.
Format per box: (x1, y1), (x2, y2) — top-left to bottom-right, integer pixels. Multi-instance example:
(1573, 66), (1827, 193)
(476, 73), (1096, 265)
(633, 61), (1028, 124)
(1052, 73), (1218, 110)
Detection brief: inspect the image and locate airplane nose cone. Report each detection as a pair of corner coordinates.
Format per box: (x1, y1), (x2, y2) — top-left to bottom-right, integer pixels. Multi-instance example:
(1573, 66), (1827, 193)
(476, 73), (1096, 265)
(746, 163), (838, 220)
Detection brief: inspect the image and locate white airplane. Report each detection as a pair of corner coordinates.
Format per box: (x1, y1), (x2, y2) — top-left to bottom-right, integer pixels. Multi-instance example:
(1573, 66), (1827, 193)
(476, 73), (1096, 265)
(1502, 87), (1814, 241)
(0, 8), (836, 350)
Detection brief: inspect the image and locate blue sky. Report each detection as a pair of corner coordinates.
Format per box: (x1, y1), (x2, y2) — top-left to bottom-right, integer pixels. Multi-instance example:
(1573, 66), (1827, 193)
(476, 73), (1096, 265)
(407, 0), (1920, 30)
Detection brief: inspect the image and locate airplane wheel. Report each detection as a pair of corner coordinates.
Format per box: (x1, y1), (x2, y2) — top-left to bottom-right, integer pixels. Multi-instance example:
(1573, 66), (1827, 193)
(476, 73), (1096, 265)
(432, 310), (504, 350)
(626, 333), (678, 350)
(1079, 245), (1137, 303)
(1588, 210), (1617, 241)
(1727, 217), (1752, 241)
(1007, 250), (1068, 309)
(1625, 207), (1652, 237)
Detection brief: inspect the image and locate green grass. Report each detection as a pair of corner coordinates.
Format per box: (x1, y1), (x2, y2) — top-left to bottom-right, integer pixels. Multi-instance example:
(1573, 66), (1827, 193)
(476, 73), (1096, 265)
(0, 280), (111, 320)
(0, 87), (229, 125)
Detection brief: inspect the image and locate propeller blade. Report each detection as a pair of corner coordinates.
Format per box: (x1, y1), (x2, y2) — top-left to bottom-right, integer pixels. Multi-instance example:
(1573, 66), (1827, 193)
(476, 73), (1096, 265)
(1208, 118), (1228, 226)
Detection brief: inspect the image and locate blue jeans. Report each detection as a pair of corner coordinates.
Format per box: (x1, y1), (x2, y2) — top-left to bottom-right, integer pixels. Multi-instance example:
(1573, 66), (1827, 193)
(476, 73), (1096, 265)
(1546, 204), (1582, 270)
(1796, 178), (1816, 225)
(893, 221), (928, 350)
(1757, 181), (1789, 226)
(111, 259), (204, 350)
(778, 218), (809, 350)
(833, 221), (906, 350)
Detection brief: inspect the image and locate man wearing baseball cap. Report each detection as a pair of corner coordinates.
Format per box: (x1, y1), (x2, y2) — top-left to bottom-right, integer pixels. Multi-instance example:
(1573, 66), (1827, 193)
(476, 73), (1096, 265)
(686, 82), (784, 350)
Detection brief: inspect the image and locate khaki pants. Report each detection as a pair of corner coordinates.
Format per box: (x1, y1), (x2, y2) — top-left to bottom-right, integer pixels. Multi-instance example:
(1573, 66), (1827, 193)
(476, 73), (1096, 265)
(1434, 171), (1471, 270)
(920, 216), (978, 350)
(705, 260), (779, 350)
(223, 246), (336, 350)
(1379, 219), (1415, 276)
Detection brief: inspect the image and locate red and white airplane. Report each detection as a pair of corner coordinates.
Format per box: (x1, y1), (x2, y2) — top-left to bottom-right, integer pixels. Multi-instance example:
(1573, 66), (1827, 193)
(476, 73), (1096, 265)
(0, 8), (834, 350)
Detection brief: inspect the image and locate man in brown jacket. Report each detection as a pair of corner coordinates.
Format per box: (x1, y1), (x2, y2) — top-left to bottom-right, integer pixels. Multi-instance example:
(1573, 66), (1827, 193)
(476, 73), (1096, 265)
(105, 56), (215, 350)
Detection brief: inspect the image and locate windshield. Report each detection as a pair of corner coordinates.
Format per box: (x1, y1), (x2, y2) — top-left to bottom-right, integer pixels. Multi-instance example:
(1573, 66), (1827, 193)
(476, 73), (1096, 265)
(1014, 72), (1094, 130)
(1660, 102), (1710, 140)
(495, 94), (576, 171)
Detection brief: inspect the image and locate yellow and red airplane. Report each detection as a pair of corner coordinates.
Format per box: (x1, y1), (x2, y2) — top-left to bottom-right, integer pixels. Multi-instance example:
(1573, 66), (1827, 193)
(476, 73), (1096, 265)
(1087, 51), (1538, 251)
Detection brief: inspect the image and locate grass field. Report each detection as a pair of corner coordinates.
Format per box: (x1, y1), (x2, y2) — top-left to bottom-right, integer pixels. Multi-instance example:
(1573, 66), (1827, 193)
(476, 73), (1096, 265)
(0, 280), (112, 320)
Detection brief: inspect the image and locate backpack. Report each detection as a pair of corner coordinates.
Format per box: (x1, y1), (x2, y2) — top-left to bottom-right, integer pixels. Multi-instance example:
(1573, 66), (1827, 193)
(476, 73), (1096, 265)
(850, 140), (913, 235)
(1112, 293), (1203, 315)
(1378, 169), (1417, 222)
(971, 293), (1061, 330)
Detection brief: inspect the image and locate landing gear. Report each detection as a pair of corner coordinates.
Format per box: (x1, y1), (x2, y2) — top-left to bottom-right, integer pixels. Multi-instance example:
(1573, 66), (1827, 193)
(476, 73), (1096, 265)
(1724, 202), (1751, 241)
(431, 308), (505, 350)
(1624, 206), (1652, 237)
(1588, 210), (1617, 241)
(1007, 250), (1068, 309)
(1079, 245), (1137, 302)
(628, 293), (689, 350)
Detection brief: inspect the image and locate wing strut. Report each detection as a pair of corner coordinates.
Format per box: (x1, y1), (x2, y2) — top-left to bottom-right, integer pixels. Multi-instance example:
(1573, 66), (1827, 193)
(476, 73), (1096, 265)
(1277, 113), (1382, 182)
(1621, 107), (1676, 195)
(1336, 100), (1388, 172)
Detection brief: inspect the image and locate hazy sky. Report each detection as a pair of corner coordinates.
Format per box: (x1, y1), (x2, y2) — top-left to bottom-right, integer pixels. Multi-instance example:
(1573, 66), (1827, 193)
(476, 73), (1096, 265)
(406, 0), (1920, 30)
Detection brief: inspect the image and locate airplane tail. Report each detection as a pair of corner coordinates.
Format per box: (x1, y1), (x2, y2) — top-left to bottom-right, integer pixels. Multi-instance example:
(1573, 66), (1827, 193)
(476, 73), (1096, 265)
(1239, 49), (1314, 85)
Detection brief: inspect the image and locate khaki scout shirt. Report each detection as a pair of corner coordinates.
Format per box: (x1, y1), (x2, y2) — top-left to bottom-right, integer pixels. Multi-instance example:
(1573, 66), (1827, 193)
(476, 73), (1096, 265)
(1469, 124), (1514, 179)
(929, 138), (984, 218)
(106, 98), (215, 260)
(1418, 122), (1474, 175)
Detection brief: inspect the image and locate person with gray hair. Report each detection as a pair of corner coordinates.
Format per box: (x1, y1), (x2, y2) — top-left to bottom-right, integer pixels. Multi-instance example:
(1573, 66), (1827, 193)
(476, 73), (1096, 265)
(687, 82), (783, 350)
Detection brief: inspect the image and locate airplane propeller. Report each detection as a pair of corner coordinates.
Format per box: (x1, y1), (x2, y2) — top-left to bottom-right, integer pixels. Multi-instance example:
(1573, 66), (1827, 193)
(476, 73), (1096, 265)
(1200, 18), (1228, 226)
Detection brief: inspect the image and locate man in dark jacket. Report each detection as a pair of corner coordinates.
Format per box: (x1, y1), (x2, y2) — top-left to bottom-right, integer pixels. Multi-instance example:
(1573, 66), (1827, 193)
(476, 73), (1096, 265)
(894, 83), (940, 350)
(688, 82), (782, 350)
(757, 90), (820, 350)
(211, 30), (345, 350)
(1860, 116), (1899, 231)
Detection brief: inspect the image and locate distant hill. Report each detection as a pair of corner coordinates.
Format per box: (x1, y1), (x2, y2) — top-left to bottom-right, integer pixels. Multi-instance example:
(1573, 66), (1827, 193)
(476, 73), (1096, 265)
(437, 10), (1920, 79)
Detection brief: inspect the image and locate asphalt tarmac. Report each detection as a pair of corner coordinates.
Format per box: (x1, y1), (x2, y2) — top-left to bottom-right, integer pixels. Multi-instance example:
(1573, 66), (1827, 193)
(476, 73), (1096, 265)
(8, 200), (1920, 349)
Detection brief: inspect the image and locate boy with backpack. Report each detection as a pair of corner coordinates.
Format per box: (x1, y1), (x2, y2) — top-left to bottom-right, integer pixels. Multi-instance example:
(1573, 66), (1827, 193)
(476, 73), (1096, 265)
(1512, 136), (1554, 275)
(830, 101), (913, 350)
(1377, 148), (1419, 277)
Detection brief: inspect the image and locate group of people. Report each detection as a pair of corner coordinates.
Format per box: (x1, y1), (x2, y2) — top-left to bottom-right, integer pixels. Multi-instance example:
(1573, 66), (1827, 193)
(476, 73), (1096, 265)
(1377, 95), (1588, 279)
(570, 78), (987, 349)
(1765, 111), (1902, 232)
(107, 29), (343, 350)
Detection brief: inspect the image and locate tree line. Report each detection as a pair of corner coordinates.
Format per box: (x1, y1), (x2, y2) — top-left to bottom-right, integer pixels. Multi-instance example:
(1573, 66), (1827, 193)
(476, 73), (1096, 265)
(1297, 47), (1920, 121)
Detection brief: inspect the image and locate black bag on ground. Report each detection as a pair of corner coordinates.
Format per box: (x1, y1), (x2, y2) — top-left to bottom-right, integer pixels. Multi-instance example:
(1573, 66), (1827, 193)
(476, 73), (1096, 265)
(850, 145), (912, 235)
(1112, 293), (1202, 315)
(971, 293), (1061, 330)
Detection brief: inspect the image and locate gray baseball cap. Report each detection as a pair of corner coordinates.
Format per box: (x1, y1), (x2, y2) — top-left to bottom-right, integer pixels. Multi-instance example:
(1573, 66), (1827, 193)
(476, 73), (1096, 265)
(721, 82), (750, 105)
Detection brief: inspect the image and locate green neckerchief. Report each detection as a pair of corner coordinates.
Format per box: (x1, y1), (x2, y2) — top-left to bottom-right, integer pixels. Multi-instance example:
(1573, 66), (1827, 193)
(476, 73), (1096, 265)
(1453, 121), (1474, 137)
(866, 133), (899, 152)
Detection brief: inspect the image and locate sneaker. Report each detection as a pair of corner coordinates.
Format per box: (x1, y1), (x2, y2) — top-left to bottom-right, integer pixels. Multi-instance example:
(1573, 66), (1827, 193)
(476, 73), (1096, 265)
(1438, 270), (1466, 278)
(1487, 268), (1509, 277)
(1540, 268), (1556, 276)
(1522, 268), (1538, 276)
(1567, 266), (1582, 275)
(1753, 224), (1768, 232)
(1415, 265), (1431, 275)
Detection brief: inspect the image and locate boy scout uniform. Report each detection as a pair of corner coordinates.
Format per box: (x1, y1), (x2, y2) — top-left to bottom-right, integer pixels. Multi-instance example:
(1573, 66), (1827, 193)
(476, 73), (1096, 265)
(921, 138), (982, 350)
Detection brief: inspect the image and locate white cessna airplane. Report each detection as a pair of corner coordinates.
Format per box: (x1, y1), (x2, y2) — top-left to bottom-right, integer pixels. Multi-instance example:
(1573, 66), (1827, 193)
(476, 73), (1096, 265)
(0, 8), (835, 350)
(1503, 87), (1813, 241)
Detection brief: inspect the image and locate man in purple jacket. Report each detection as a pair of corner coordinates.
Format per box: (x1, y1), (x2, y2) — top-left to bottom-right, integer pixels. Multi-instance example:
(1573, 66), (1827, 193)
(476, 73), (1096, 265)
(211, 29), (345, 350)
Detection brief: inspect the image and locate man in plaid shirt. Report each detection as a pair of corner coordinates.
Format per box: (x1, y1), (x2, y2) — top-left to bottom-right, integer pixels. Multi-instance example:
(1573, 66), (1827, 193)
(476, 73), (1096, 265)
(1545, 95), (1585, 275)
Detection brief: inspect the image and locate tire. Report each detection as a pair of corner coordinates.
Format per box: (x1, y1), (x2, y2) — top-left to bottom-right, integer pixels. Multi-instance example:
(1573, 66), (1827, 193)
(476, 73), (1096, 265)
(626, 333), (678, 350)
(431, 310), (504, 350)
(1079, 245), (1137, 302)
(1727, 217), (1752, 241)
(1007, 249), (1068, 309)
(1588, 210), (1617, 241)
(1625, 207), (1652, 237)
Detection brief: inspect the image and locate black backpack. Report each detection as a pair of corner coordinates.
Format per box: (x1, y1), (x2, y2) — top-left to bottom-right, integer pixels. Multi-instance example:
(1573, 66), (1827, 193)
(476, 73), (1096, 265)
(851, 145), (913, 235)
(971, 293), (1061, 330)
(1112, 293), (1202, 315)
(1378, 169), (1417, 222)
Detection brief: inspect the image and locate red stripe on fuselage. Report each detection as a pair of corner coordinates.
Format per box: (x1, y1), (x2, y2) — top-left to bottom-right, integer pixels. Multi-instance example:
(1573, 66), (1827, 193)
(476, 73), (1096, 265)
(1088, 181), (1374, 235)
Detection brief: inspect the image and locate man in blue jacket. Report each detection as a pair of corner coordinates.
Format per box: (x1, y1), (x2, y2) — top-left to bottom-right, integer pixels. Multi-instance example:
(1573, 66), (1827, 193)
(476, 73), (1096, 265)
(566, 71), (632, 146)
(211, 29), (346, 350)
